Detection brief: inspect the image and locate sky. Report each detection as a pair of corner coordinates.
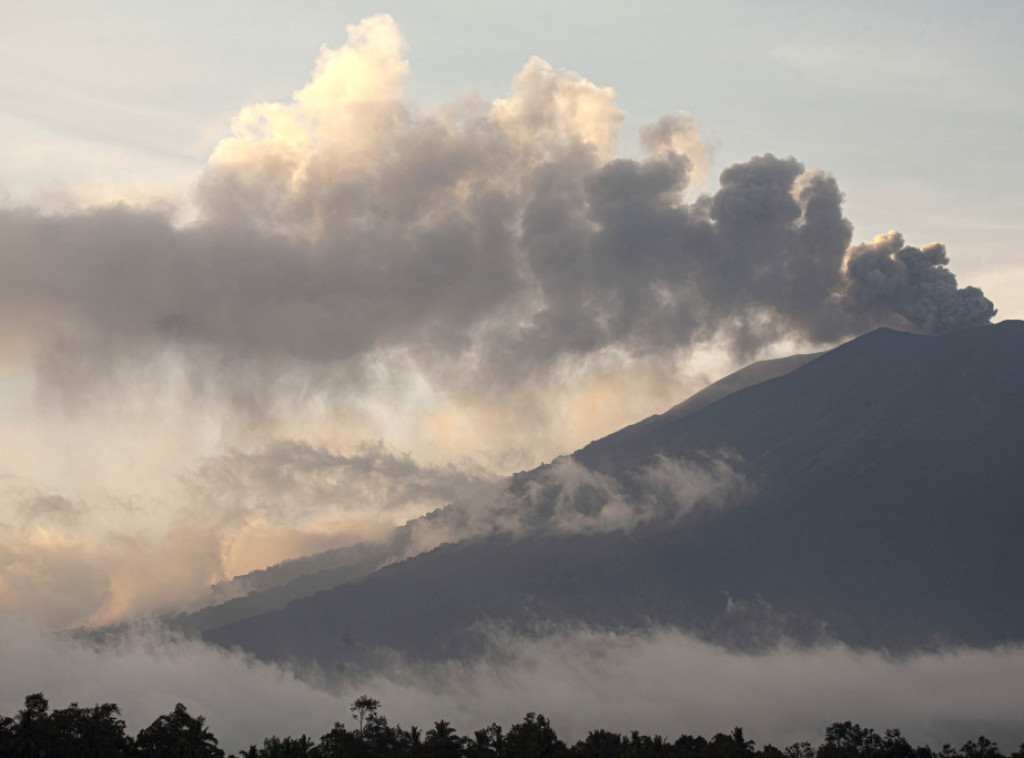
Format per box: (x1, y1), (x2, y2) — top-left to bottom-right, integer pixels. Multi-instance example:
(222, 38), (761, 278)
(0, 0), (1022, 733)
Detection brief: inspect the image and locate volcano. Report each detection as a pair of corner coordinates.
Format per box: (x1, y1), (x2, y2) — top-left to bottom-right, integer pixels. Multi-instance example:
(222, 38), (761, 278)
(201, 322), (1024, 670)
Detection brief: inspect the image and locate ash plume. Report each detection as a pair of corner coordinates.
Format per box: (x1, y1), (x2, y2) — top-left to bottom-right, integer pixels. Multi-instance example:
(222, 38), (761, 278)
(0, 14), (996, 407)
(842, 231), (996, 333)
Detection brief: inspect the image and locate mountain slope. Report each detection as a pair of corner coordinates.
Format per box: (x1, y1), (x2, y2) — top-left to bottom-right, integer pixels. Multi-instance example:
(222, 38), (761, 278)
(178, 349), (819, 633)
(647, 350), (823, 424)
(204, 322), (1024, 668)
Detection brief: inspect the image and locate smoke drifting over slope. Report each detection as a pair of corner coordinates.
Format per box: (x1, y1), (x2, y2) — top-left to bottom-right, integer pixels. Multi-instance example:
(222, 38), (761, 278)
(0, 14), (998, 629)
(392, 452), (748, 561)
(0, 441), (500, 630)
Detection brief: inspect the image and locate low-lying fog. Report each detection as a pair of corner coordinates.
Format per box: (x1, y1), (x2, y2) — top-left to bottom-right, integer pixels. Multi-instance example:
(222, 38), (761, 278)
(3, 614), (1022, 755)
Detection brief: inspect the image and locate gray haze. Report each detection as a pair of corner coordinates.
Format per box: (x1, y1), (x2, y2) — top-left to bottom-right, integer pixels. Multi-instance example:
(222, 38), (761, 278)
(4, 615), (1024, 755)
(0, 438), (500, 630)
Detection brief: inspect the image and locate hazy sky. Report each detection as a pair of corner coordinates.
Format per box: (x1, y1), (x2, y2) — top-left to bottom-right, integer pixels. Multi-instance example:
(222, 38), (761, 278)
(0, 1), (1020, 630)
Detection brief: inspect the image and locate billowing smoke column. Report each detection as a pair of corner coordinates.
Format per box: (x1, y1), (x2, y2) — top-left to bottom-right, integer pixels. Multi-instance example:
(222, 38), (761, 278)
(0, 13), (995, 394)
(843, 231), (996, 333)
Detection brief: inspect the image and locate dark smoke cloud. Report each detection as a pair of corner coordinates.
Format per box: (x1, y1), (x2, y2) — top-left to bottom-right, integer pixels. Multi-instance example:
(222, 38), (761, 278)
(0, 154), (992, 403)
(0, 15), (996, 406)
(842, 231), (997, 333)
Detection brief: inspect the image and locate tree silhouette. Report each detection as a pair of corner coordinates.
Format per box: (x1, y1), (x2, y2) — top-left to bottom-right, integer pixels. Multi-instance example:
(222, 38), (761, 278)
(961, 737), (1001, 758)
(425, 719), (463, 758)
(574, 729), (627, 758)
(317, 721), (370, 758)
(503, 713), (566, 758)
(10, 693), (52, 757)
(819, 723), (883, 758)
(49, 701), (134, 757)
(351, 696), (382, 736)
(465, 725), (503, 758)
(255, 733), (315, 757)
(0, 711), (14, 756)
(135, 702), (224, 757)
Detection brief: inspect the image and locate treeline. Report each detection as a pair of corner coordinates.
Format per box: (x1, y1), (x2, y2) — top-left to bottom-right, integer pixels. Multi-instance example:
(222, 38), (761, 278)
(2, 693), (1022, 758)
